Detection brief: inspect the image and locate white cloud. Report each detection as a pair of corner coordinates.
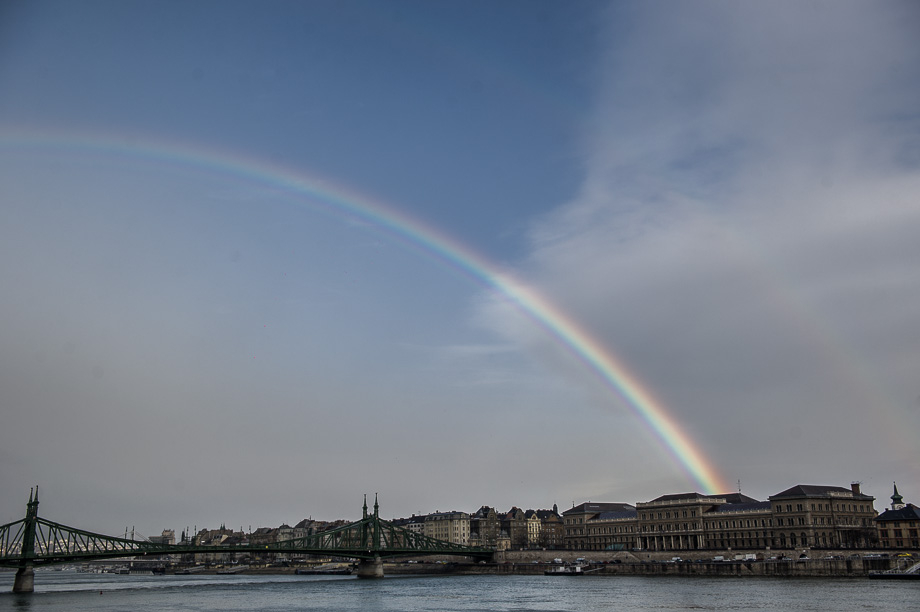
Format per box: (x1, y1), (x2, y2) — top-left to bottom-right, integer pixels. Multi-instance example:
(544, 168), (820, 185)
(477, 1), (920, 499)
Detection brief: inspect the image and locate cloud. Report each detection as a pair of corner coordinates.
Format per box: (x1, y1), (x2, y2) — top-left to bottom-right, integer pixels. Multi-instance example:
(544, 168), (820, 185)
(477, 1), (920, 499)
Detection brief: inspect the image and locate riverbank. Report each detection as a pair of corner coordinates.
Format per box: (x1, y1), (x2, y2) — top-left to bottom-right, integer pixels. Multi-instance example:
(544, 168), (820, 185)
(162, 557), (902, 578)
(107, 547), (912, 579)
(447, 558), (895, 578)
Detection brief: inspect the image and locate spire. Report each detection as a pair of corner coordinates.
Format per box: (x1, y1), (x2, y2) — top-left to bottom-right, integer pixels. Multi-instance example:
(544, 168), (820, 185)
(374, 493), (379, 518)
(363, 494), (368, 519)
(891, 482), (905, 510)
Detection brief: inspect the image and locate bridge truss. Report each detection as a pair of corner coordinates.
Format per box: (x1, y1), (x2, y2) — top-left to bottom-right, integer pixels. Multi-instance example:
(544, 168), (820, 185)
(1, 490), (493, 579)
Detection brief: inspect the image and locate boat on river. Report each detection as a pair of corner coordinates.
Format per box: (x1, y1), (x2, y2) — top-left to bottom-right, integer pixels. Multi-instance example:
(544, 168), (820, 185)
(544, 565), (584, 576)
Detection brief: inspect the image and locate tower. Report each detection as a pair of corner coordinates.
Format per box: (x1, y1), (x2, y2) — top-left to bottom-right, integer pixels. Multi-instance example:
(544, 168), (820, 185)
(891, 482), (905, 510)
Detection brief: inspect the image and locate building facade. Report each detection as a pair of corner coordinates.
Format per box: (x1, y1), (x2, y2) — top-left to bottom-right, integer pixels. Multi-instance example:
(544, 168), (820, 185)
(876, 484), (920, 550)
(563, 483), (879, 552)
(534, 507), (564, 549)
(768, 484), (876, 549)
(562, 502), (637, 550)
(424, 511), (470, 545)
(638, 493), (767, 551)
(469, 506), (501, 548)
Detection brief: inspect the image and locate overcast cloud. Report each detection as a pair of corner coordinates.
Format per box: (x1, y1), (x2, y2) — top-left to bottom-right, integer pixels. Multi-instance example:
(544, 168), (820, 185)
(479, 1), (920, 500)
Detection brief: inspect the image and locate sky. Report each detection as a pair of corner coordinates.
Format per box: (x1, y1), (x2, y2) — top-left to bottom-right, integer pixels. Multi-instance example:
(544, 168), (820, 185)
(1, 0), (919, 536)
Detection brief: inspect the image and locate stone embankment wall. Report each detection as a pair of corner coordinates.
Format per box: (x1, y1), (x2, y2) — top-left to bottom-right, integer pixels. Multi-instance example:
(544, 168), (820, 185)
(445, 559), (895, 577)
(397, 549), (901, 577)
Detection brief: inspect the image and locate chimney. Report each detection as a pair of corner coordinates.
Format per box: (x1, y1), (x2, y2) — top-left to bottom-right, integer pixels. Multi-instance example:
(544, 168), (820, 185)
(851, 482), (861, 495)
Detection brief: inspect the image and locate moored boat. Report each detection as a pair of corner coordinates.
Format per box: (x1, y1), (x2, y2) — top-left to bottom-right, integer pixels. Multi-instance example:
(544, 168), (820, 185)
(544, 565), (584, 576)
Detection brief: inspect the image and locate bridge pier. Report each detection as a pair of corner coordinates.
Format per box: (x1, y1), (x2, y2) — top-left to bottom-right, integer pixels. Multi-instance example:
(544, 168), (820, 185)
(355, 556), (384, 579)
(13, 565), (34, 594)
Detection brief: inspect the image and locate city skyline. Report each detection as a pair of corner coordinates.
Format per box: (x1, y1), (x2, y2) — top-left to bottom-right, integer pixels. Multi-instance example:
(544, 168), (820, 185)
(2, 1), (919, 535)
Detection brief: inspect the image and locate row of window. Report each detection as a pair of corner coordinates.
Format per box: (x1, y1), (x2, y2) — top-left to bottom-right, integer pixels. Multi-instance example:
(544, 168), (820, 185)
(639, 510), (699, 520)
(880, 529), (918, 538)
(880, 538), (920, 548)
(775, 503), (871, 513)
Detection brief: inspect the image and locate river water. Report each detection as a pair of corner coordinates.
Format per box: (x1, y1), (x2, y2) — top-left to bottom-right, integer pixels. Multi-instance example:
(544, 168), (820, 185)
(0, 570), (911, 611)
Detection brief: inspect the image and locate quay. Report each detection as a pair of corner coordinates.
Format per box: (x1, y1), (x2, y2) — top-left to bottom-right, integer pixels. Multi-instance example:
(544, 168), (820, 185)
(382, 549), (913, 578)
(149, 552), (911, 579)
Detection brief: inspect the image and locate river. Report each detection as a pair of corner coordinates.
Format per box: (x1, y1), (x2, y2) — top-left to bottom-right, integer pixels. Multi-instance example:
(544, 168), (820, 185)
(0, 570), (911, 611)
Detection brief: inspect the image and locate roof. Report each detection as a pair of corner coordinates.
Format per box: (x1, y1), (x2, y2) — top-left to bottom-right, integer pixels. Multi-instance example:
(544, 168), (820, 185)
(563, 502), (636, 516)
(876, 504), (920, 522)
(647, 492), (706, 503)
(719, 493), (760, 504)
(645, 492), (760, 504)
(426, 510), (468, 520)
(594, 509), (638, 521)
(471, 506), (496, 518)
(769, 484), (874, 500)
(711, 501), (772, 514)
(502, 507), (525, 519)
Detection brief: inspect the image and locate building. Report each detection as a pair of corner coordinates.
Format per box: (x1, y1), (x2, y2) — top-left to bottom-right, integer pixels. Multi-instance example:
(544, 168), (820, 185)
(468, 506), (500, 548)
(637, 492), (757, 551)
(534, 507), (565, 549)
(146, 529), (177, 561)
(147, 529), (176, 546)
(702, 496), (773, 550)
(582, 507), (638, 551)
(195, 525), (247, 563)
(524, 510), (542, 547)
(876, 483), (920, 550)
(563, 482), (878, 552)
(391, 514), (427, 536)
(499, 507), (528, 550)
(562, 502), (637, 550)
(769, 483), (876, 549)
(424, 511), (470, 545)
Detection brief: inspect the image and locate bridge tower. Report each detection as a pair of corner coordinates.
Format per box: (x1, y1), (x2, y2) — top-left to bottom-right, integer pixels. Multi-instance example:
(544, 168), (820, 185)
(13, 488), (39, 593)
(355, 494), (384, 578)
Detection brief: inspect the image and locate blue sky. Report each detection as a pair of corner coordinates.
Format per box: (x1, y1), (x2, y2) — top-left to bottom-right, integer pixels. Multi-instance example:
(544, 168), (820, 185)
(2, 1), (919, 534)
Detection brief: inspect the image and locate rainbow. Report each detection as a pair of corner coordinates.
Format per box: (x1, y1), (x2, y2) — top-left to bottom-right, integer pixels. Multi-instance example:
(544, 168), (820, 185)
(1, 130), (730, 494)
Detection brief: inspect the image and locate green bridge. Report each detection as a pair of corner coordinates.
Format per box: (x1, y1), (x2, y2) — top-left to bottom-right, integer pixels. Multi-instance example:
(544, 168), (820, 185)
(0, 489), (494, 592)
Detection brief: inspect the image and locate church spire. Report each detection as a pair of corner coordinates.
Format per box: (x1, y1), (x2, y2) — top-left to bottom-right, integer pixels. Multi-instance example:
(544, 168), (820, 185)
(891, 482), (905, 510)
